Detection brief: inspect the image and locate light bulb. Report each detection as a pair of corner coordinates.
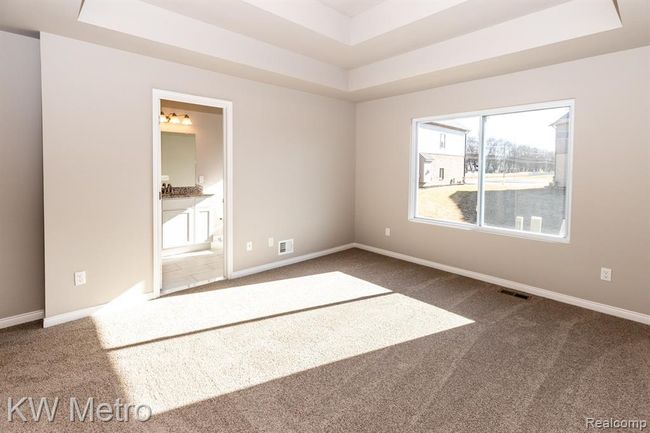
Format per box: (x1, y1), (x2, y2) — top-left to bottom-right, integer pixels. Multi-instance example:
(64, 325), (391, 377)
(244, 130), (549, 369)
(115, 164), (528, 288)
(169, 113), (180, 124)
(181, 114), (192, 126)
(159, 111), (168, 123)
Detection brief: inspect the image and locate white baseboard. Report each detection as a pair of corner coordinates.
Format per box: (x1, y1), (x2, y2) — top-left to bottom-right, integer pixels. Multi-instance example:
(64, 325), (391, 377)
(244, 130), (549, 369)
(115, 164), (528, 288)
(231, 243), (356, 279)
(161, 276), (225, 296)
(43, 244), (356, 328)
(41, 242), (648, 328)
(0, 310), (44, 330)
(43, 304), (103, 328)
(353, 243), (650, 325)
(43, 293), (155, 328)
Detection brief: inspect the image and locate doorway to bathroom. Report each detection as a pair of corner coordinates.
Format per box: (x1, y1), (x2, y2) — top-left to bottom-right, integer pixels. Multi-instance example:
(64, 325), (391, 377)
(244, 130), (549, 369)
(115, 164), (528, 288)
(152, 90), (233, 297)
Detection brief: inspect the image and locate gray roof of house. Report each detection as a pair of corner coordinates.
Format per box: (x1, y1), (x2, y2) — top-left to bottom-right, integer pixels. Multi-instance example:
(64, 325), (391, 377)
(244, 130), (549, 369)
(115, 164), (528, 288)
(419, 152), (463, 160)
(423, 121), (469, 134)
(550, 112), (569, 127)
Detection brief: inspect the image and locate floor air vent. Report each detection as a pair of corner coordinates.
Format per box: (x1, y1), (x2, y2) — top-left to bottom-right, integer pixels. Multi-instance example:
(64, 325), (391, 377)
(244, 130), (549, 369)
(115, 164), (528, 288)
(499, 289), (530, 300)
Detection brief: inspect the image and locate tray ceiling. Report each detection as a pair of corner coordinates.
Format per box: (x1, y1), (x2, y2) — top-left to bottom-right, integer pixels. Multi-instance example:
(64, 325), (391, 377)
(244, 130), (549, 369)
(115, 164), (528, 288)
(0, 0), (648, 101)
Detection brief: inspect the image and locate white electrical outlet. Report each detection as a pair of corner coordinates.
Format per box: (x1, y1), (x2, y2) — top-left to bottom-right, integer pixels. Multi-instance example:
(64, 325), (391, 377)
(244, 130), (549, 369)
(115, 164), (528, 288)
(600, 267), (612, 282)
(246, 241), (253, 252)
(74, 271), (86, 286)
(385, 227), (391, 237)
(268, 237), (274, 247)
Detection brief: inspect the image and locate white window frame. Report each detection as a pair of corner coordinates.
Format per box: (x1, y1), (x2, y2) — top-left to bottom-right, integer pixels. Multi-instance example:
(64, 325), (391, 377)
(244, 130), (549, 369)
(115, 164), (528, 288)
(408, 99), (575, 244)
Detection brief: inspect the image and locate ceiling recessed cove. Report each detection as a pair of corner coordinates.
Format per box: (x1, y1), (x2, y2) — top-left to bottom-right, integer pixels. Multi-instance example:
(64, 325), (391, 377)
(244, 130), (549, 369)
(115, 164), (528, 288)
(239, 0), (472, 45)
(78, 0), (624, 97)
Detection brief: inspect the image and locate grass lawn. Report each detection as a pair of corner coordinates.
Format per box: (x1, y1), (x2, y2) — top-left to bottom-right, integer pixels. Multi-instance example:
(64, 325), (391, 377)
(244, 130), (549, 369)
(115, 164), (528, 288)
(416, 174), (566, 235)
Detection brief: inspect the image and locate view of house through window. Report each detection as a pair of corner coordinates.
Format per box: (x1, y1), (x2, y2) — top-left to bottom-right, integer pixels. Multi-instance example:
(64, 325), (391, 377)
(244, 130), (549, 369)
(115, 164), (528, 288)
(413, 102), (572, 239)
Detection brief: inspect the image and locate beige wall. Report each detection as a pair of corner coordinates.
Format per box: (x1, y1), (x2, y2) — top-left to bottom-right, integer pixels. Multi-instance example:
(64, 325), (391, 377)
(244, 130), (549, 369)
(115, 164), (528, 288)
(16, 31), (650, 321)
(355, 46), (650, 315)
(40, 33), (355, 318)
(0, 31), (44, 319)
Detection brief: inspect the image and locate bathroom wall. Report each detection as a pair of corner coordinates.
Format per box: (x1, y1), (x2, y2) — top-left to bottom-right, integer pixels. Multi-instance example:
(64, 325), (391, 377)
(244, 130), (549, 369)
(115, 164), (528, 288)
(161, 103), (225, 249)
(0, 30), (45, 320)
(160, 103), (223, 196)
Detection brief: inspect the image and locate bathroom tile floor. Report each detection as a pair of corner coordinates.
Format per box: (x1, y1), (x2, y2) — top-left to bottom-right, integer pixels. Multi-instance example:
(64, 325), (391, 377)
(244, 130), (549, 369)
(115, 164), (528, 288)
(162, 248), (224, 294)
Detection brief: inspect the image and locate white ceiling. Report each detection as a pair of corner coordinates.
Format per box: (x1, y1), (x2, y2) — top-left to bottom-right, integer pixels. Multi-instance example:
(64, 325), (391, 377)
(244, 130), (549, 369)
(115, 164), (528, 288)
(137, 0), (574, 68)
(317, 0), (385, 17)
(0, 0), (648, 101)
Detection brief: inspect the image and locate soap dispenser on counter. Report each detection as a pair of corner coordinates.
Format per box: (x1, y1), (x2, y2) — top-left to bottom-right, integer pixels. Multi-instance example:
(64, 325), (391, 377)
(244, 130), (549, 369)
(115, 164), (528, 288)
(161, 183), (173, 196)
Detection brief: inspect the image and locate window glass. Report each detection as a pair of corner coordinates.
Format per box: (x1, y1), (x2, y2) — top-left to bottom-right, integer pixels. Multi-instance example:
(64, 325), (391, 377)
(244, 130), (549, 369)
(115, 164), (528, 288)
(482, 107), (570, 236)
(415, 117), (481, 225)
(412, 102), (572, 240)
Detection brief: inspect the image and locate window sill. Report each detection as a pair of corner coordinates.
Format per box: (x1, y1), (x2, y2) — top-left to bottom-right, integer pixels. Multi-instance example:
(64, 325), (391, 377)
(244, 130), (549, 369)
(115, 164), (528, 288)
(408, 216), (570, 244)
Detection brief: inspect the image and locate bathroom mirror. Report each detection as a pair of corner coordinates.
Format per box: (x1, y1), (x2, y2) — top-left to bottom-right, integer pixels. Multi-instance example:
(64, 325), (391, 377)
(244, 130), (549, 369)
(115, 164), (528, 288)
(161, 132), (196, 187)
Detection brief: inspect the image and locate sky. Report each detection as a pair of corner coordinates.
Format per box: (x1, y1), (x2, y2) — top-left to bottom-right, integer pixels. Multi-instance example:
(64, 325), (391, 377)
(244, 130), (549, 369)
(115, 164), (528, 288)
(432, 106), (570, 151)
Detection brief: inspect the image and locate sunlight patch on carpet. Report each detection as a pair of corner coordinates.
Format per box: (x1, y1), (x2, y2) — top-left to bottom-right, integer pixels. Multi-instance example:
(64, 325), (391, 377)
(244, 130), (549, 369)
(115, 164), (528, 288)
(94, 271), (392, 349)
(93, 272), (473, 414)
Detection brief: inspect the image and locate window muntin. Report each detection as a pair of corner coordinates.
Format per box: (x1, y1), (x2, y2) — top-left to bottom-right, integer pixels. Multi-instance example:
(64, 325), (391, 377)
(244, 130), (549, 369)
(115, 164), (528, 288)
(411, 101), (573, 241)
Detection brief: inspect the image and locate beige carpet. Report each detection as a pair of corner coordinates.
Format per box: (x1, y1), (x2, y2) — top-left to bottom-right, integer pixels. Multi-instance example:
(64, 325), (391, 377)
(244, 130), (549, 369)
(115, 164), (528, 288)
(1, 248), (648, 432)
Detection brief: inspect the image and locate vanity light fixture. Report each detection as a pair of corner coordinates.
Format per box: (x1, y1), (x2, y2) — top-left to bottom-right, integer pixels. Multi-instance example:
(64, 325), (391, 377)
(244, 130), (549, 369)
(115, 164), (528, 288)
(159, 111), (192, 125)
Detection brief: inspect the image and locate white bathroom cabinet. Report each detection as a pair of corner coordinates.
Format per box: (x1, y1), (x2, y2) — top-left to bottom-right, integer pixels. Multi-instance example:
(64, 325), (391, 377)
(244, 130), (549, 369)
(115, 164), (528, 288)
(162, 196), (220, 255)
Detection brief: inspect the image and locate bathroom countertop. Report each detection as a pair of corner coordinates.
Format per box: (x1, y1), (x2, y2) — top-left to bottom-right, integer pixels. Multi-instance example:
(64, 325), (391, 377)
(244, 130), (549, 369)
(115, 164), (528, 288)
(162, 193), (215, 200)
